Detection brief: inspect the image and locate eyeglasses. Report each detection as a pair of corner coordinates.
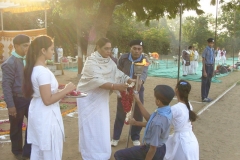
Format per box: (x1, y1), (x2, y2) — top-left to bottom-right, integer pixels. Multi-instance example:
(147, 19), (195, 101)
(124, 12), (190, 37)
(180, 81), (187, 85)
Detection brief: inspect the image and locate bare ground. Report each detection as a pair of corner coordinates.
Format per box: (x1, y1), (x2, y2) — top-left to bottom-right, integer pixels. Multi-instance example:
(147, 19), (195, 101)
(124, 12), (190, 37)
(0, 69), (240, 160)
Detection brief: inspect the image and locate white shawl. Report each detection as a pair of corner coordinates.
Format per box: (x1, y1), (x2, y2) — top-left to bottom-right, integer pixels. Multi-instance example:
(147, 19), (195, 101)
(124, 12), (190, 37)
(77, 51), (130, 92)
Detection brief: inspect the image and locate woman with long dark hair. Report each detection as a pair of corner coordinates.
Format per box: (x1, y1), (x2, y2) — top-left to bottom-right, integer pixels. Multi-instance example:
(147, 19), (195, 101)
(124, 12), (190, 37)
(77, 37), (135, 160)
(23, 35), (75, 159)
(164, 80), (199, 160)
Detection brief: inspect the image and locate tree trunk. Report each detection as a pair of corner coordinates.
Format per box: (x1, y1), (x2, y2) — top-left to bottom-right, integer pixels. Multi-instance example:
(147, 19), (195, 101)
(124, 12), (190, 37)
(87, 1), (116, 56)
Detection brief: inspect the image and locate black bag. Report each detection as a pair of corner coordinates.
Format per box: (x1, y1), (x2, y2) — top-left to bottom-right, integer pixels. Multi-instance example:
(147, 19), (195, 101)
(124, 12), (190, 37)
(219, 66), (228, 74)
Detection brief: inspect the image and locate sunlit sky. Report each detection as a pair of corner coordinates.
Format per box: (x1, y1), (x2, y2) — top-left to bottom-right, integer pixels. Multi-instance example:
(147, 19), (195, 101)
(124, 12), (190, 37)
(183, 0), (228, 17)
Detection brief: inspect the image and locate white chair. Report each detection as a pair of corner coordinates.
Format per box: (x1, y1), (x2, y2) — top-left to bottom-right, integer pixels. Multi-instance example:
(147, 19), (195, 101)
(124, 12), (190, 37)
(71, 57), (78, 68)
(173, 56), (178, 65)
(67, 56), (78, 68)
(60, 57), (69, 69)
(151, 58), (160, 69)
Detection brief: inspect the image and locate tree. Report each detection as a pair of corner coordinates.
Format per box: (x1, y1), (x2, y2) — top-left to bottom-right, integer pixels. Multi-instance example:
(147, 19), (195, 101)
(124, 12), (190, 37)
(182, 16), (213, 51)
(218, 1), (240, 55)
(107, 10), (173, 54)
(53, 0), (204, 55)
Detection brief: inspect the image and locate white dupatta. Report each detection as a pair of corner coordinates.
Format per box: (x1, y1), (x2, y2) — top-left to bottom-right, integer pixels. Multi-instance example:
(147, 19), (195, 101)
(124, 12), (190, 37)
(77, 51), (129, 92)
(77, 52), (130, 159)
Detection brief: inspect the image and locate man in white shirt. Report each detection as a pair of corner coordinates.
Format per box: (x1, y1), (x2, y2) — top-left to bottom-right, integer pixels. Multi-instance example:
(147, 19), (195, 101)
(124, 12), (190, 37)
(112, 46), (118, 59)
(57, 46), (63, 62)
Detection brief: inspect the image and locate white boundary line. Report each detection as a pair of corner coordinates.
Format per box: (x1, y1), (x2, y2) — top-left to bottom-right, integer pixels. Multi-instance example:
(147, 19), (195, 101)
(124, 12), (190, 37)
(197, 82), (238, 116)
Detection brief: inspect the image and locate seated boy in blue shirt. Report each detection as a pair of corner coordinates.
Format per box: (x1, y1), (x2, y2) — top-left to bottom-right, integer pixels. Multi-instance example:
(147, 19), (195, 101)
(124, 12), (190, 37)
(114, 85), (175, 160)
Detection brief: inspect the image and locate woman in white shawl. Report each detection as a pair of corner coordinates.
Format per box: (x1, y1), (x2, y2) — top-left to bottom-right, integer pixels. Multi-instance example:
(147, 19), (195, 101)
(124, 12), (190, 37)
(164, 80), (199, 160)
(77, 38), (135, 160)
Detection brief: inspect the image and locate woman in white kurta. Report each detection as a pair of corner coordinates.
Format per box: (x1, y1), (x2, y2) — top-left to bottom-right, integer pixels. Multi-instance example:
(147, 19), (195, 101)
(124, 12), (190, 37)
(77, 38), (134, 160)
(23, 36), (75, 159)
(164, 80), (199, 160)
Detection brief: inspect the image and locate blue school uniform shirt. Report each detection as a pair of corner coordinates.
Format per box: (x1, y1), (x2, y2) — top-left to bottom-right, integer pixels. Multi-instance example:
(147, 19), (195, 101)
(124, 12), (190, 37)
(202, 46), (215, 65)
(143, 114), (171, 147)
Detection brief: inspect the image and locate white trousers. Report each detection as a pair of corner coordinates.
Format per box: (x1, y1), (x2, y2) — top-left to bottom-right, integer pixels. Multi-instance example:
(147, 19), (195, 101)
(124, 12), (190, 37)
(191, 61), (198, 74)
(188, 61), (195, 74)
(221, 56), (226, 64)
(182, 65), (190, 75)
(30, 119), (63, 160)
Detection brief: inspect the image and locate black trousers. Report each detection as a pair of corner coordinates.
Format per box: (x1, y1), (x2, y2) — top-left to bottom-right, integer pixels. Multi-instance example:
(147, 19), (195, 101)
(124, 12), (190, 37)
(201, 65), (214, 99)
(114, 144), (166, 160)
(113, 86), (144, 141)
(9, 96), (31, 157)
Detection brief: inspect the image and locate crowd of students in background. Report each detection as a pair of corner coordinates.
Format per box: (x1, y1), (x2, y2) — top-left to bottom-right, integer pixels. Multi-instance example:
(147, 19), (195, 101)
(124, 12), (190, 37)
(215, 47), (227, 65)
(182, 46), (199, 76)
(181, 45), (228, 77)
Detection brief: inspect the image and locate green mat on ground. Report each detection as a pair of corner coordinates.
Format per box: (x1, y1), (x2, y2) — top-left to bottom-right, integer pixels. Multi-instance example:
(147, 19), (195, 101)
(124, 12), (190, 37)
(64, 57), (239, 83)
(148, 57), (239, 83)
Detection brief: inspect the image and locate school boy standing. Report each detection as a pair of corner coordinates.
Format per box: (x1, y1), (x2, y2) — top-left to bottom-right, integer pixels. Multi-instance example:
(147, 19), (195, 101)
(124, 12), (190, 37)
(201, 38), (215, 102)
(1, 34), (31, 159)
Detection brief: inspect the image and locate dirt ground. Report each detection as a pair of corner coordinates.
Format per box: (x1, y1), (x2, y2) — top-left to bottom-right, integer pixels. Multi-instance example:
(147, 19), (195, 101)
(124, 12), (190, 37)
(0, 68), (240, 160)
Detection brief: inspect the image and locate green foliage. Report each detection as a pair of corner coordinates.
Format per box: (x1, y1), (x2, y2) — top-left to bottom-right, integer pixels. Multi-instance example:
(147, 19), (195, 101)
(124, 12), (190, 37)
(121, 0), (203, 24)
(2, 11), (44, 30)
(217, 0), (240, 54)
(142, 27), (170, 54)
(107, 9), (171, 54)
(182, 16), (214, 51)
(220, 0), (240, 11)
(1, 0), (212, 56)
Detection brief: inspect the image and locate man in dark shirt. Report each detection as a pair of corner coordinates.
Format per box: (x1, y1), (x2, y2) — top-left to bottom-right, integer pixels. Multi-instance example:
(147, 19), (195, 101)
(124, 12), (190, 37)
(201, 38), (215, 102)
(111, 40), (148, 147)
(1, 34), (31, 159)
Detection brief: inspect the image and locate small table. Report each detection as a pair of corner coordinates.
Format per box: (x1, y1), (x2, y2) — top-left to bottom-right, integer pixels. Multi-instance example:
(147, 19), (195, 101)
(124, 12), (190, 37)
(54, 63), (64, 75)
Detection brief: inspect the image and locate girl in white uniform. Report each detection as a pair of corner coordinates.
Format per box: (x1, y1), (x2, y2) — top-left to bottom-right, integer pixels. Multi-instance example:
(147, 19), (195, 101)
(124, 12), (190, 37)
(23, 36), (76, 160)
(164, 80), (199, 160)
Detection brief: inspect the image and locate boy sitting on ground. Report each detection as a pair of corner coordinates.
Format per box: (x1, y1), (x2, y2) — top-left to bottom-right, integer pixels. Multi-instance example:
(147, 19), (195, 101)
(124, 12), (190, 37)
(114, 85), (175, 160)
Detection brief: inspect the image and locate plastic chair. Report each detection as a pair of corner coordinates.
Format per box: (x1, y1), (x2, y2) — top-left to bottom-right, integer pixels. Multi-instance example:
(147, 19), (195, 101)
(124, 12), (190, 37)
(173, 56), (178, 65)
(60, 57), (69, 69)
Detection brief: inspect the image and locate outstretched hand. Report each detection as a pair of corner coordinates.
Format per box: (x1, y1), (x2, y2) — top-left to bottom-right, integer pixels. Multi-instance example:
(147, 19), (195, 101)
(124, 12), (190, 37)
(64, 82), (76, 93)
(115, 83), (129, 91)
